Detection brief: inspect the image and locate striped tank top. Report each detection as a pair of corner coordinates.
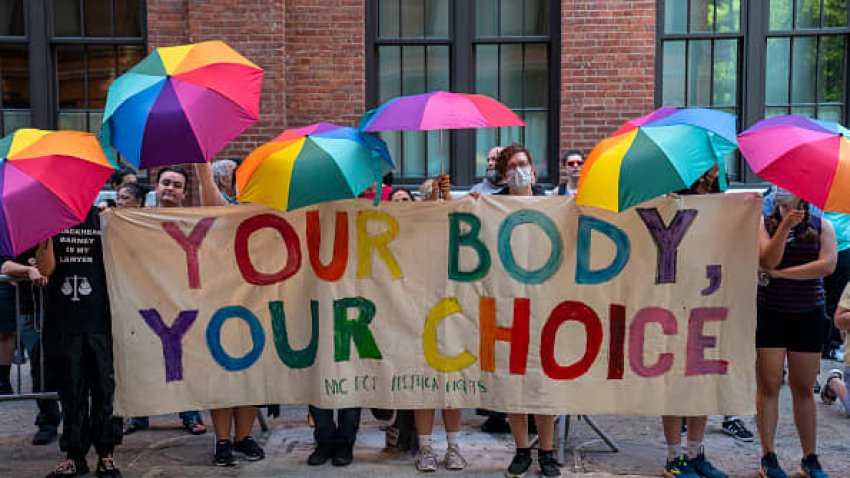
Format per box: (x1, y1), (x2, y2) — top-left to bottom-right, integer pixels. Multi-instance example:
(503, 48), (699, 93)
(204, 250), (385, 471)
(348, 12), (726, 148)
(757, 215), (825, 313)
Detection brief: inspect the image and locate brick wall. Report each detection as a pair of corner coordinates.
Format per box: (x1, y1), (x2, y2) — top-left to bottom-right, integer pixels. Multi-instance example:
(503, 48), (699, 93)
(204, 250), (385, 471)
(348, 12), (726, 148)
(560, 0), (657, 157)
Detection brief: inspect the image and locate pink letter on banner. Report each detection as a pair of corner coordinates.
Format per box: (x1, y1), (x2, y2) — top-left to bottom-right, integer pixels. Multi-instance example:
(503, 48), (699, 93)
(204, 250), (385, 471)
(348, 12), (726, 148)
(685, 307), (729, 376)
(162, 217), (216, 289)
(628, 307), (677, 377)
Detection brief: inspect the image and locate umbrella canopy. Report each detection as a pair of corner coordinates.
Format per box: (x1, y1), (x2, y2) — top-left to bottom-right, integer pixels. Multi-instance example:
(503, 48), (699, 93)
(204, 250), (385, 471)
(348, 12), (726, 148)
(576, 107), (738, 212)
(0, 129), (115, 256)
(236, 125), (394, 211)
(739, 115), (850, 212)
(102, 40), (263, 168)
(359, 91), (525, 132)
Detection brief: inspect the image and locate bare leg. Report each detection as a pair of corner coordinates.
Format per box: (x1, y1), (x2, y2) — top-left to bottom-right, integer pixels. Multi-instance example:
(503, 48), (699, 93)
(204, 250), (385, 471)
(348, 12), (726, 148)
(414, 409), (435, 436)
(441, 409), (462, 433)
(662, 416), (683, 447)
(787, 351), (820, 457)
(211, 408), (234, 441)
(686, 416), (707, 442)
(534, 415), (556, 450)
(234, 406), (257, 440)
(756, 348), (786, 456)
(508, 413), (529, 448)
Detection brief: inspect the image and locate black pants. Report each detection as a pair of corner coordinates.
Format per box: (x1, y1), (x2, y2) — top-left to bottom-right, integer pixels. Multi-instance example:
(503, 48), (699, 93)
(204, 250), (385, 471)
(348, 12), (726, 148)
(55, 332), (122, 459)
(20, 314), (61, 432)
(309, 406), (361, 447)
(824, 248), (850, 352)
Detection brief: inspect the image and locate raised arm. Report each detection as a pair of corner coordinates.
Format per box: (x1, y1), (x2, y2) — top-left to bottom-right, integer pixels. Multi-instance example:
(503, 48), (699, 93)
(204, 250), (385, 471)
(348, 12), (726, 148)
(195, 162), (228, 207)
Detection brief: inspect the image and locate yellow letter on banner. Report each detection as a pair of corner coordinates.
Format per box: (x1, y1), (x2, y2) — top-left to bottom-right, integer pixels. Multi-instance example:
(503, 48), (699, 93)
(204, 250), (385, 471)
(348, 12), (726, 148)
(356, 210), (403, 279)
(423, 298), (477, 372)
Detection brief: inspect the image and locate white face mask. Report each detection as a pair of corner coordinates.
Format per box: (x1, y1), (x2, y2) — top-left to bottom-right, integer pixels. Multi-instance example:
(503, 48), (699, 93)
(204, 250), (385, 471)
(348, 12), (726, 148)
(507, 166), (533, 190)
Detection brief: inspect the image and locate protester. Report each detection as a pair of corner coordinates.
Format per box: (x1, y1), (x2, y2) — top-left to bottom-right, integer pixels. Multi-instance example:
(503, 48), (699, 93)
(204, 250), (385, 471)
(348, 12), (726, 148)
(821, 212), (850, 361)
(115, 183), (147, 209)
(389, 187), (415, 202)
(98, 169), (138, 210)
(41, 208), (123, 478)
(211, 159), (238, 204)
(757, 189), (836, 478)
(470, 146), (506, 195)
(556, 149), (583, 196)
(123, 167), (206, 437)
(820, 282), (850, 416)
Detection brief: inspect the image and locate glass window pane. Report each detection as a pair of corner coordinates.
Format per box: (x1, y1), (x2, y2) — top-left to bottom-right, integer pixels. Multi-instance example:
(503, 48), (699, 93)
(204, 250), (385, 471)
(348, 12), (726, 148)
(715, 0), (741, 32)
(817, 105), (843, 122)
(424, 0), (449, 37)
(426, 45), (450, 91)
(426, 130), (446, 177)
(664, 0), (688, 33)
(525, 0), (548, 35)
(380, 130), (401, 176)
(791, 105), (815, 118)
(85, 0), (111, 36)
(524, 44), (548, 108)
(819, 36), (845, 103)
(791, 36), (816, 103)
(89, 111), (103, 133)
(0, 0), (25, 36)
(476, 44), (499, 98)
(688, 40), (712, 106)
(58, 111), (87, 131)
(713, 40), (738, 107)
(53, 0), (82, 36)
(765, 37), (790, 104)
(662, 41), (686, 106)
(114, 0), (142, 37)
(401, 0), (424, 37)
(796, 0), (821, 28)
(823, 0), (848, 27)
(525, 112), (547, 180)
(378, 46), (401, 103)
(87, 45), (115, 110)
(476, 0), (498, 36)
(379, 0), (400, 38)
(476, 128), (497, 176)
(401, 45), (426, 95)
(499, 125), (522, 147)
(403, 131), (426, 177)
(765, 106), (790, 117)
(769, 0), (793, 30)
(118, 45), (145, 75)
(689, 0), (714, 33)
(56, 45), (86, 109)
(500, 0), (523, 36)
(0, 44), (30, 108)
(2, 110), (30, 135)
(500, 44), (522, 108)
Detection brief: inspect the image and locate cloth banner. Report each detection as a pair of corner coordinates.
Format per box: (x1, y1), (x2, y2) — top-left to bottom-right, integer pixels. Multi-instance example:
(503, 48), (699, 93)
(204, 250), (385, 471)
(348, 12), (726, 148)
(102, 194), (760, 416)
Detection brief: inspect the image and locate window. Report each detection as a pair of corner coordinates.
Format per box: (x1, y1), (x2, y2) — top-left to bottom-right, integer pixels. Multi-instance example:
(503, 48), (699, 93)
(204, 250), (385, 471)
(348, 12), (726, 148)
(0, 0), (30, 135)
(367, 0), (559, 186)
(657, 0), (850, 183)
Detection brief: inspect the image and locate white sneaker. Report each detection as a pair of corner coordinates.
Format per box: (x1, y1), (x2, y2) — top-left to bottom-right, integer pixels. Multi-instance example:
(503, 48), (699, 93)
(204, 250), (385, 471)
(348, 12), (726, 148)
(444, 444), (467, 471)
(415, 444), (438, 472)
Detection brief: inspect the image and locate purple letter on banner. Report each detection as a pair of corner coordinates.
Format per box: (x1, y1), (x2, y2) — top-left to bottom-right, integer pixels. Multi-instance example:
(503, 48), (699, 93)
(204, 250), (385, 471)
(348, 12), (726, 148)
(636, 208), (697, 284)
(139, 309), (198, 382)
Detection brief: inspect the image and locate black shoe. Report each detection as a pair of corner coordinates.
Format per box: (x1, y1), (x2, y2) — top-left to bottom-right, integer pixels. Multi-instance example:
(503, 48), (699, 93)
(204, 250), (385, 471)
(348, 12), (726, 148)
(32, 427), (57, 445)
(481, 415), (511, 434)
(721, 417), (754, 443)
(538, 451), (561, 477)
(233, 436), (265, 461)
(96, 456), (122, 478)
(506, 449), (533, 477)
(0, 382), (13, 395)
(799, 454), (828, 478)
(307, 445), (332, 466)
(331, 445), (353, 467)
(760, 452), (788, 478)
(45, 458), (89, 477)
(214, 440), (237, 467)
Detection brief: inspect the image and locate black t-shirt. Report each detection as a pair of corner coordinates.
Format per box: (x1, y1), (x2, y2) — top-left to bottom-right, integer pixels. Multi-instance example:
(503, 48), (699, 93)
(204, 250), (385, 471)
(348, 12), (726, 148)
(0, 246), (40, 316)
(45, 208), (111, 334)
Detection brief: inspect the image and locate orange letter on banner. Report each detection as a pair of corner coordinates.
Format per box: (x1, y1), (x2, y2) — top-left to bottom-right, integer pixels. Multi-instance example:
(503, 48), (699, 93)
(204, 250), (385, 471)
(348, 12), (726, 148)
(306, 210), (348, 282)
(479, 297), (530, 374)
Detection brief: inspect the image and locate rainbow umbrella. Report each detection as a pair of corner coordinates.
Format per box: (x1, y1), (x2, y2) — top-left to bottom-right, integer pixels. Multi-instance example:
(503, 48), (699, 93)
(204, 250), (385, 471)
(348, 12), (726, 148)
(576, 107), (738, 212)
(0, 129), (115, 256)
(738, 115), (850, 212)
(237, 125), (394, 211)
(102, 40), (263, 168)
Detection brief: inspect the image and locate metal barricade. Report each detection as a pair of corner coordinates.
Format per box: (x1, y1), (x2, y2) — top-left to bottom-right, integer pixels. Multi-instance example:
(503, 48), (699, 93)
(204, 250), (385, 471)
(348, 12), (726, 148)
(0, 274), (58, 402)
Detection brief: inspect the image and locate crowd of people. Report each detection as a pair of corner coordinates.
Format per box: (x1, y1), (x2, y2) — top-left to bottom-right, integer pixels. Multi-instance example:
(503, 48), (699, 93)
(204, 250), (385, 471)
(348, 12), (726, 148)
(0, 144), (848, 478)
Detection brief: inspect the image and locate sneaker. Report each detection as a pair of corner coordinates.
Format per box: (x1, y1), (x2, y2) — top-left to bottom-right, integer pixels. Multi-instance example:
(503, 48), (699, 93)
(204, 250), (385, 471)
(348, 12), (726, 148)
(538, 451), (561, 477)
(214, 440), (237, 467)
(331, 445), (353, 467)
(505, 450), (533, 477)
(444, 444), (467, 471)
(799, 454), (828, 478)
(759, 452), (788, 478)
(308, 445), (332, 466)
(32, 427), (57, 445)
(721, 417), (754, 443)
(96, 456), (122, 478)
(45, 458), (89, 477)
(664, 455), (699, 478)
(690, 450), (728, 478)
(415, 444), (438, 472)
(233, 436), (264, 461)
(820, 369), (844, 404)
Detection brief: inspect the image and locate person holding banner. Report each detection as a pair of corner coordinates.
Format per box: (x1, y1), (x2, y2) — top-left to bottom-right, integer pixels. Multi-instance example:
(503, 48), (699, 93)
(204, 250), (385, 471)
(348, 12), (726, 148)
(757, 189), (835, 478)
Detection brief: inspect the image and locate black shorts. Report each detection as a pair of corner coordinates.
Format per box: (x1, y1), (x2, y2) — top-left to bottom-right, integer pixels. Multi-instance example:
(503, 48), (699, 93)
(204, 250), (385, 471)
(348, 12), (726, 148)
(756, 306), (827, 353)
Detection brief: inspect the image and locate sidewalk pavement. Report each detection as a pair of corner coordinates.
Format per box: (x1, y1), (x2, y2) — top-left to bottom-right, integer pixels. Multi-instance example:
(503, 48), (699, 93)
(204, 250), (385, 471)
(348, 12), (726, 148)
(1, 359), (848, 477)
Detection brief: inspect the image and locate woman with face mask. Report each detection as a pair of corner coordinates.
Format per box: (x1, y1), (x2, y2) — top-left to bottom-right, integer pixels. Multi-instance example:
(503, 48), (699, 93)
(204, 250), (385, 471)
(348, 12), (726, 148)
(496, 143), (546, 198)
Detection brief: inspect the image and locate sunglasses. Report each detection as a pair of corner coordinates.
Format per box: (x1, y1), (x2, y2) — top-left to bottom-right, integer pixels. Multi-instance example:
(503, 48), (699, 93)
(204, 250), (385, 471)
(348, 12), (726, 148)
(565, 160), (583, 167)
